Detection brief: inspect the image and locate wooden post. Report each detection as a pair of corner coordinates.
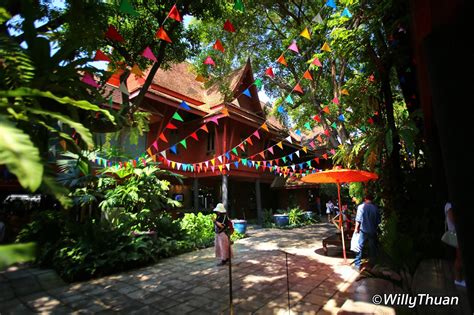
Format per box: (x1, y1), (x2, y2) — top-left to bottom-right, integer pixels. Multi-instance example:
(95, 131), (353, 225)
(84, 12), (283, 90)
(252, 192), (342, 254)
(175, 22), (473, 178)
(222, 174), (228, 210)
(193, 177), (199, 211)
(256, 179), (263, 225)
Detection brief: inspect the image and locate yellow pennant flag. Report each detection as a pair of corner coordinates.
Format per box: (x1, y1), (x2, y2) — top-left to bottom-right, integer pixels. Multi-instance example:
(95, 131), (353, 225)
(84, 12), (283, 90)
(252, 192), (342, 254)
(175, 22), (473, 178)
(321, 41), (331, 52)
(218, 165), (223, 172)
(211, 159), (216, 166)
(261, 123), (269, 132)
(341, 89), (349, 96)
(302, 146), (308, 153)
(131, 64), (144, 77)
(171, 161), (176, 169)
(300, 28), (311, 40)
(146, 148), (153, 156)
(276, 141), (283, 149)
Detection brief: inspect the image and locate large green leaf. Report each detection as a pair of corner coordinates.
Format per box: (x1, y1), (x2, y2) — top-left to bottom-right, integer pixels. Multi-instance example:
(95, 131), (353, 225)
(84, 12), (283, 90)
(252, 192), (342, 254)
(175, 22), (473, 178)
(26, 108), (94, 148)
(0, 88), (115, 123)
(0, 116), (43, 191)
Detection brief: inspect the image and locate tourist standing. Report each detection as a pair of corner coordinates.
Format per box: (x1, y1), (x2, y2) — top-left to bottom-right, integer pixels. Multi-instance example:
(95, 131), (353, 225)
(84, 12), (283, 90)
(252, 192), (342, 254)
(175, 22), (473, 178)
(212, 203), (232, 266)
(354, 194), (380, 271)
(326, 199), (335, 222)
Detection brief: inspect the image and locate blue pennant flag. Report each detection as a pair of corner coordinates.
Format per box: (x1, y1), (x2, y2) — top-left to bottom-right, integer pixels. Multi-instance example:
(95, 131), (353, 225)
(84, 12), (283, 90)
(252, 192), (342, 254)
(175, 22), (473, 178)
(278, 105), (285, 114)
(288, 153), (293, 161)
(285, 95), (294, 105)
(299, 163), (304, 169)
(326, 0), (336, 9)
(295, 129), (301, 136)
(180, 101), (191, 110)
(338, 114), (345, 122)
(243, 88), (252, 97)
(234, 161), (239, 168)
(268, 162), (272, 167)
(183, 164), (188, 171)
(225, 152), (231, 160)
(170, 145), (177, 154)
(341, 7), (352, 18)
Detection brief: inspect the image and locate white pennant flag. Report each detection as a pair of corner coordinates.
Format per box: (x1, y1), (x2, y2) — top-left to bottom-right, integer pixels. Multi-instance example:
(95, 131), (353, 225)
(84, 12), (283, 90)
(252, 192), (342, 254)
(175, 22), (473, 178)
(226, 164), (230, 171)
(160, 151), (167, 159)
(313, 13), (323, 24)
(119, 82), (130, 95)
(205, 161), (209, 168)
(346, 107), (353, 113)
(291, 165), (296, 171)
(218, 156), (223, 163)
(285, 136), (293, 144)
(295, 150), (300, 158)
(176, 162), (181, 170)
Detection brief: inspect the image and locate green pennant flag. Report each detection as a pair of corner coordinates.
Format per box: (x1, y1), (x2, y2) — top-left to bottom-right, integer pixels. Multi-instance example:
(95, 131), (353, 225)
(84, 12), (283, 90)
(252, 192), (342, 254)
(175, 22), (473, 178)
(306, 170), (310, 175)
(256, 164), (260, 170)
(282, 157), (287, 163)
(172, 112), (184, 122)
(120, 0), (139, 16)
(232, 148), (238, 155)
(254, 78), (263, 90)
(285, 95), (294, 105)
(180, 139), (187, 149)
(307, 161), (312, 167)
(360, 125), (367, 132)
(304, 122), (311, 130)
(234, 0), (245, 12)
(241, 158), (247, 165)
(331, 122), (337, 129)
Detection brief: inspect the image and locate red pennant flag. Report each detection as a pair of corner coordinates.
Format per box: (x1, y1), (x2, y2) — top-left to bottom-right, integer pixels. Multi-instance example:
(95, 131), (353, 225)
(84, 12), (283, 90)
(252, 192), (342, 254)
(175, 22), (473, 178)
(293, 83), (304, 94)
(223, 19), (235, 32)
(246, 137), (253, 146)
(303, 70), (313, 81)
(265, 67), (275, 78)
(369, 74), (375, 82)
(322, 106), (330, 114)
(314, 157), (320, 164)
(275, 159), (280, 165)
(167, 4), (182, 22)
(238, 144), (245, 151)
(277, 54), (287, 66)
(313, 115), (321, 122)
(322, 153), (328, 160)
(166, 122), (177, 129)
(156, 27), (172, 43)
(94, 50), (110, 62)
(159, 133), (168, 143)
(105, 25), (124, 42)
(200, 124), (209, 133)
(312, 57), (322, 67)
(213, 39), (225, 52)
(368, 117), (374, 124)
(324, 129), (330, 136)
(190, 132), (199, 141)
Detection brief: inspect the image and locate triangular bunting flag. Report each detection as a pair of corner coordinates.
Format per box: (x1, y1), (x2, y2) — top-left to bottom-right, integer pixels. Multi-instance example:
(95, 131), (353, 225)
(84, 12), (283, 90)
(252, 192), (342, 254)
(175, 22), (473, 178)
(234, 0), (245, 12)
(259, 152), (265, 159)
(332, 96), (339, 104)
(261, 123), (269, 132)
(155, 27), (172, 43)
(218, 156), (223, 163)
(172, 112), (184, 122)
(285, 95), (294, 105)
(295, 129), (301, 136)
(322, 153), (328, 159)
(285, 136), (293, 144)
(180, 100), (191, 110)
(346, 107), (353, 113)
(209, 117), (219, 125)
(277, 54), (287, 66)
(302, 146), (308, 153)
(167, 4), (182, 22)
(253, 130), (260, 139)
(288, 41), (299, 53)
(119, 82), (129, 95)
(243, 89), (252, 97)
(295, 150), (300, 158)
(105, 25), (124, 42)
(304, 122), (312, 130)
(300, 28), (311, 40)
(267, 147), (274, 155)
(211, 166), (215, 172)
(221, 108), (229, 117)
(170, 145), (177, 154)
(204, 56), (216, 66)
(322, 106), (330, 114)
(190, 132), (198, 141)
(120, 0), (139, 16)
(205, 161), (209, 168)
(82, 73), (99, 88)
(317, 135), (323, 143)
(232, 148), (238, 155)
(338, 114), (345, 122)
(265, 67), (275, 78)
(166, 122), (177, 129)
(303, 70), (313, 81)
(341, 7), (352, 18)
(276, 141), (283, 149)
(131, 64), (144, 77)
(313, 115), (321, 122)
(321, 42), (331, 52)
(293, 83), (304, 94)
(254, 78), (263, 90)
(226, 163), (231, 171)
(278, 106), (285, 114)
(211, 159), (216, 166)
(331, 122), (337, 129)
(330, 148), (336, 155)
(213, 39), (225, 52)
(326, 0), (337, 9)
(142, 46), (157, 62)
(314, 157), (320, 164)
(94, 50), (110, 62)
(223, 19), (235, 32)
(324, 129), (330, 136)
(234, 161), (239, 168)
(312, 57), (322, 67)
(176, 163), (181, 170)
(200, 124), (209, 133)
(146, 148), (153, 157)
(282, 157), (287, 163)
(159, 133), (168, 143)
(195, 75), (206, 83)
(288, 153), (293, 161)
(341, 89), (349, 95)
(314, 13), (323, 24)
(246, 137), (253, 146)
(225, 152), (230, 159)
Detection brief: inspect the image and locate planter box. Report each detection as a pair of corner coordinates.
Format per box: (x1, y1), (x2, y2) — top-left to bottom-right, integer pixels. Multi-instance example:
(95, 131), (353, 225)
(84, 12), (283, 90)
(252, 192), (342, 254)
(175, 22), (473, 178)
(303, 211), (314, 220)
(273, 214), (289, 227)
(232, 220), (247, 234)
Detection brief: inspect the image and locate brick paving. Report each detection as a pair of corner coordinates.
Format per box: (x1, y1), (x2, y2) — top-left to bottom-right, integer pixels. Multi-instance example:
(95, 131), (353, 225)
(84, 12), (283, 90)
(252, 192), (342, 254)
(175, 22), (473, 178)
(0, 223), (469, 314)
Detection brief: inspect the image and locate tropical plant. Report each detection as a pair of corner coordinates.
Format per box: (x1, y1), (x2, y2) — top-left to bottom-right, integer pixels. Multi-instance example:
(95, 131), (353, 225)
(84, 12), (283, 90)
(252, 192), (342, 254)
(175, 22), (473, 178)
(180, 212), (215, 248)
(288, 207), (304, 225)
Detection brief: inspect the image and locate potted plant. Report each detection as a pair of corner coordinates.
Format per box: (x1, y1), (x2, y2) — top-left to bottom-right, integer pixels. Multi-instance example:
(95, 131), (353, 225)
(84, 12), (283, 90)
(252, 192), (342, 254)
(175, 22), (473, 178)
(232, 209), (247, 234)
(273, 209), (289, 227)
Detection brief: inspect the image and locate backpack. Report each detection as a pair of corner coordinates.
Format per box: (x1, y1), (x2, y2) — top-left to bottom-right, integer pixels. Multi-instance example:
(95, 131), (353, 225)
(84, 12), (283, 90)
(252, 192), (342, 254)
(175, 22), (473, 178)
(225, 218), (234, 235)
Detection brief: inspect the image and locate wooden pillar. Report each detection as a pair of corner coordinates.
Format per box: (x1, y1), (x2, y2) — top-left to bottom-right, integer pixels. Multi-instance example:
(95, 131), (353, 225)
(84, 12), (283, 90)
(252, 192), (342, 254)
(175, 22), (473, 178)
(222, 174), (228, 210)
(193, 177), (199, 211)
(256, 179), (263, 225)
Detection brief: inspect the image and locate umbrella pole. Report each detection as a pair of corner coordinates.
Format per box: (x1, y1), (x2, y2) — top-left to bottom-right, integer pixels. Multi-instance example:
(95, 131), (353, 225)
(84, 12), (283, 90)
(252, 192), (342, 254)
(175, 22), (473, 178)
(337, 183), (347, 262)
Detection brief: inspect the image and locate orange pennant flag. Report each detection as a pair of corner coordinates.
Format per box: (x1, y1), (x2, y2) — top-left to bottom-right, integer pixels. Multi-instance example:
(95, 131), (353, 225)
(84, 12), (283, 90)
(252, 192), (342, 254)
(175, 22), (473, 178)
(159, 133), (168, 143)
(317, 135), (323, 143)
(303, 70), (313, 81)
(259, 152), (265, 159)
(200, 124), (209, 133)
(276, 141), (283, 149)
(213, 39), (225, 52)
(247, 137), (253, 146)
(293, 83), (304, 94)
(277, 54), (287, 66)
(156, 27), (172, 43)
(321, 41), (331, 52)
(195, 75), (206, 83)
(341, 88), (349, 96)
(261, 123), (269, 132)
(322, 153), (328, 159)
(322, 106), (330, 114)
(146, 148), (153, 156)
(221, 108), (229, 117)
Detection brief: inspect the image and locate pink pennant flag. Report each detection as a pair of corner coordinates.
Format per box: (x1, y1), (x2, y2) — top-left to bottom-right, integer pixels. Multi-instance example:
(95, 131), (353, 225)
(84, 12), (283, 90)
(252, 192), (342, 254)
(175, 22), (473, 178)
(330, 148), (336, 155)
(253, 130), (260, 139)
(309, 141), (316, 149)
(312, 57), (322, 67)
(204, 56), (215, 66)
(152, 141), (158, 150)
(142, 46), (157, 62)
(288, 41), (299, 53)
(268, 147), (274, 155)
(211, 166), (215, 172)
(209, 117), (219, 125)
(82, 73), (99, 88)
(332, 96), (339, 104)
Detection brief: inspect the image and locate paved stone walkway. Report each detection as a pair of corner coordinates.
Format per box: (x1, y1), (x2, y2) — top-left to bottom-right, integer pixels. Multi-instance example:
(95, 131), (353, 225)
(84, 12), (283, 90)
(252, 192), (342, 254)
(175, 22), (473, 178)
(0, 223), (469, 314)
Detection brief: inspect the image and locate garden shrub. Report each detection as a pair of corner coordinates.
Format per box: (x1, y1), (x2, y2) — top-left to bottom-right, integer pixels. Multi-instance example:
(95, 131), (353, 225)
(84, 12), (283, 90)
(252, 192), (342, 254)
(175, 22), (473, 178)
(180, 213), (215, 248)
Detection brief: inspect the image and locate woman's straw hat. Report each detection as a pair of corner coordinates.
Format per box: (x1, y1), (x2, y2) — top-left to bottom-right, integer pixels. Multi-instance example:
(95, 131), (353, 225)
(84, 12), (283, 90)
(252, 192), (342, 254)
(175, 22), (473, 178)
(213, 203), (227, 213)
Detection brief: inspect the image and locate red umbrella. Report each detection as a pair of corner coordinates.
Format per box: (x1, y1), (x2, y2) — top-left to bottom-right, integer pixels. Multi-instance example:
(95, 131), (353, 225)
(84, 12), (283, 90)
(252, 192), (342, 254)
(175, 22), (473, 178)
(302, 169), (378, 261)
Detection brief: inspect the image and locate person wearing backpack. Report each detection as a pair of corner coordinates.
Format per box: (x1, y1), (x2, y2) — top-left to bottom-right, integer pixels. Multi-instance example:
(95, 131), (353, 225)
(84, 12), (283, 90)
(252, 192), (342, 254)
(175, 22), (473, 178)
(212, 203), (233, 266)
